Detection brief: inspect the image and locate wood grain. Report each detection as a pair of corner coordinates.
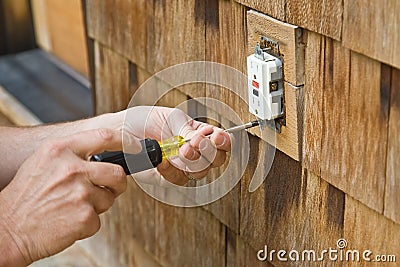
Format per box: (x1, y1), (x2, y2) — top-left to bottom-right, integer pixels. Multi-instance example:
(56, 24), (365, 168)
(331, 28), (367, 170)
(226, 229), (274, 267)
(384, 68), (400, 224)
(31, 0), (51, 51)
(286, 0), (342, 41)
(343, 0), (400, 69)
(94, 42), (129, 114)
(86, 0), (147, 69)
(319, 38), (351, 195)
(247, 10), (306, 86)
(305, 32), (389, 213)
(0, 0), (36, 54)
(146, 0), (206, 99)
(204, 0), (250, 134)
(240, 136), (344, 267)
(344, 196), (400, 265)
(203, 117), (241, 233)
(78, 179), (157, 267)
(206, 0), (247, 74)
(302, 32), (323, 175)
(155, 203), (226, 266)
(234, 0), (285, 21)
(323, 51), (388, 213)
(36, 0), (89, 77)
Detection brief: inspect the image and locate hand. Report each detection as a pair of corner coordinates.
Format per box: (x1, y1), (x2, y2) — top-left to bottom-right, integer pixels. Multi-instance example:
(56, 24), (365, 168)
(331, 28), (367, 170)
(0, 129), (129, 265)
(93, 106), (232, 185)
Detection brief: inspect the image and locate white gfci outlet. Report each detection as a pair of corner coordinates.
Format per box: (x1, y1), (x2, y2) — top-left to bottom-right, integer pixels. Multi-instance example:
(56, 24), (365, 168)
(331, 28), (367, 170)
(247, 51), (284, 120)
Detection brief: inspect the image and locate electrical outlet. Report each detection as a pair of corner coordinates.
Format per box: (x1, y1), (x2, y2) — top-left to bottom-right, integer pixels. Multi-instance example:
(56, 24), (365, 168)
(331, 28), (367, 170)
(247, 43), (284, 121)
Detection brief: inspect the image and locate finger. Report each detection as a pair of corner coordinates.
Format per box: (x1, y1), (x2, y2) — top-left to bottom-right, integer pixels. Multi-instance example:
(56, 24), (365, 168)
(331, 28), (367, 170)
(85, 161), (127, 197)
(184, 166), (210, 180)
(90, 186), (115, 214)
(64, 128), (127, 158)
(180, 142), (201, 161)
(157, 161), (188, 185)
(164, 108), (195, 138)
(210, 129), (231, 152)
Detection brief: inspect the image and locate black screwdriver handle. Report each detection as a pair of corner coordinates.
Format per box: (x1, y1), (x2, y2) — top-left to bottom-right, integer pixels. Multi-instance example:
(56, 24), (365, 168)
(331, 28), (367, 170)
(90, 138), (163, 175)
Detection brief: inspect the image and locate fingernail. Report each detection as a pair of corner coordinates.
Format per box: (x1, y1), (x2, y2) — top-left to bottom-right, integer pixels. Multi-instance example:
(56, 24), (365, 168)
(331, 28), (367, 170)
(218, 135), (227, 148)
(199, 138), (209, 151)
(182, 144), (196, 160)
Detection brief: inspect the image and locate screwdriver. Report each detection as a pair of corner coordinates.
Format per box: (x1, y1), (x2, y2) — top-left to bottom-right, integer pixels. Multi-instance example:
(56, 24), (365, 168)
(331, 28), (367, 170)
(91, 120), (259, 175)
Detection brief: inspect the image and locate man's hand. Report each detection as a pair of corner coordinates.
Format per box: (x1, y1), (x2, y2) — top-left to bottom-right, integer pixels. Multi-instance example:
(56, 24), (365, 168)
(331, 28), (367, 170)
(99, 106), (232, 185)
(0, 129), (129, 266)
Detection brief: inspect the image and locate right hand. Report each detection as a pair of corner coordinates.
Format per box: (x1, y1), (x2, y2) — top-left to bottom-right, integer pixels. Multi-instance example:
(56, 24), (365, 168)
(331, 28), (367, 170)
(0, 128), (131, 266)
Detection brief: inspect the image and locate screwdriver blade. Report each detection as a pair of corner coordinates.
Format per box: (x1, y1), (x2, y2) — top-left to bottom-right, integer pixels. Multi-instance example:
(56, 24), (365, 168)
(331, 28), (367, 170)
(184, 120), (259, 143)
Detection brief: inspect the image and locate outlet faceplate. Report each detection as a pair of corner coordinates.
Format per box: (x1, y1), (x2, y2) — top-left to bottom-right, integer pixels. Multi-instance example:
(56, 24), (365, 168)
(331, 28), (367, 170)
(247, 48), (284, 121)
(247, 9), (305, 161)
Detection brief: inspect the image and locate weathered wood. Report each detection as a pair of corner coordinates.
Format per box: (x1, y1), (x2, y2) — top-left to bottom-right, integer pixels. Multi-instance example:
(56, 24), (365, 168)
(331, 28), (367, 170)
(30, 243), (101, 267)
(31, 0), (51, 52)
(146, 0), (206, 99)
(241, 136), (344, 267)
(302, 32), (323, 175)
(155, 203), (226, 266)
(343, 0), (400, 69)
(323, 51), (388, 213)
(384, 68), (400, 224)
(206, 0), (247, 74)
(33, 0), (89, 77)
(234, 0), (285, 21)
(319, 38), (351, 195)
(94, 42), (130, 114)
(286, 0), (342, 41)
(247, 10), (306, 86)
(78, 178), (157, 267)
(344, 196), (400, 264)
(86, 0), (147, 69)
(226, 228), (274, 267)
(0, 0), (36, 55)
(203, 116), (241, 233)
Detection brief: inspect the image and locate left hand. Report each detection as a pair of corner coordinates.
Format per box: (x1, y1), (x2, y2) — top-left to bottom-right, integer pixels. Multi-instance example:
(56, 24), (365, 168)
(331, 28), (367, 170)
(92, 106), (231, 185)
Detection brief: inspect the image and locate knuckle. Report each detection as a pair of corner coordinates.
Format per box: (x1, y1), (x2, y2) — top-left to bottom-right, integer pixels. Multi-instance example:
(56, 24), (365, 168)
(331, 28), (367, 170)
(43, 140), (66, 157)
(96, 128), (114, 142)
(79, 207), (101, 235)
(64, 162), (83, 177)
(75, 184), (91, 202)
(113, 166), (127, 190)
(79, 205), (97, 225)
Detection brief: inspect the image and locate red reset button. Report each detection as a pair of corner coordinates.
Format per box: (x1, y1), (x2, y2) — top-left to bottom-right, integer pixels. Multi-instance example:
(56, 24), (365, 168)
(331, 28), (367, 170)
(252, 80), (259, 89)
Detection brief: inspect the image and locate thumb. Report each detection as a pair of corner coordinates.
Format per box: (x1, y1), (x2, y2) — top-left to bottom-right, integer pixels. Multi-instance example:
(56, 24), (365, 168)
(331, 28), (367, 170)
(164, 108), (197, 139)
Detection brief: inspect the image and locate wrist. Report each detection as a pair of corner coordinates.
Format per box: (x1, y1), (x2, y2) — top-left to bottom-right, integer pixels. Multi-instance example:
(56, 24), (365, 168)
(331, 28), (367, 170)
(82, 111), (125, 132)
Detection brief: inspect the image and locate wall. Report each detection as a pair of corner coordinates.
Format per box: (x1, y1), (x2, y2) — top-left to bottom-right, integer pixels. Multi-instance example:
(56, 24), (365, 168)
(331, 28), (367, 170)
(84, 0), (400, 266)
(0, 0), (36, 55)
(31, 0), (89, 77)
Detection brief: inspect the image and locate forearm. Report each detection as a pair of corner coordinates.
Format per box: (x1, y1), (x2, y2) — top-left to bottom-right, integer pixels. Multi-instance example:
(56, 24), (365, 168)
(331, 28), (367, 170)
(0, 113), (122, 189)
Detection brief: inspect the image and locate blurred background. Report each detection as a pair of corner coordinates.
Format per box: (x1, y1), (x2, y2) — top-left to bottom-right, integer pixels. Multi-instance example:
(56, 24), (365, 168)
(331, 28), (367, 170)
(0, 0), (92, 128)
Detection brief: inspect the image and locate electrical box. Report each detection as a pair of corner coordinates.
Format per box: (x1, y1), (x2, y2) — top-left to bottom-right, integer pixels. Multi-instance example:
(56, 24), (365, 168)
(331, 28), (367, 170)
(247, 43), (284, 121)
